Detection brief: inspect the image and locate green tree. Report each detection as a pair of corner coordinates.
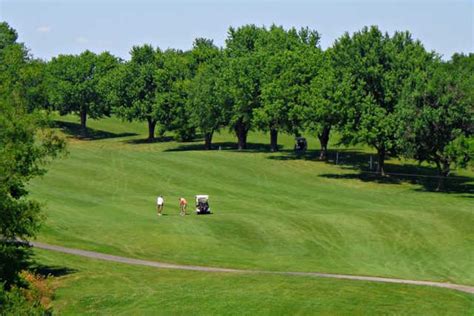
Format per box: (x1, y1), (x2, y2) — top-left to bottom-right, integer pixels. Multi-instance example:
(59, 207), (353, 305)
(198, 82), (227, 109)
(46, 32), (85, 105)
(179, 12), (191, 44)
(0, 102), (65, 286)
(0, 22), (65, 288)
(156, 49), (194, 141)
(256, 25), (321, 151)
(108, 45), (162, 140)
(48, 50), (118, 134)
(396, 55), (473, 190)
(188, 53), (229, 149)
(332, 26), (433, 174)
(303, 49), (354, 160)
(110, 46), (193, 141)
(224, 25), (265, 150)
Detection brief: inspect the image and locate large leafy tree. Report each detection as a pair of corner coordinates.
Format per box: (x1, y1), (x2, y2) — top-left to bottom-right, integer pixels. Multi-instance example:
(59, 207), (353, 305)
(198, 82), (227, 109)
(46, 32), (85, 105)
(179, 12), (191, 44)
(188, 54), (229, 149)
(188, 39), (228, 149)
(332, 26), (433, 174)
(396, 54), (473, 190)
(0, 29), (48, 112)
(110, 46), (193, 141)
(0, 102), (65, 287)
(0, 22), (65, 288)
(303, 49), (355, 160)
(223, 25), (265, 150)
(156, 49), (194, 141)
(256, 25), (321, 151)
(48, 50), (118, 134)
(109, 45), (162, 140)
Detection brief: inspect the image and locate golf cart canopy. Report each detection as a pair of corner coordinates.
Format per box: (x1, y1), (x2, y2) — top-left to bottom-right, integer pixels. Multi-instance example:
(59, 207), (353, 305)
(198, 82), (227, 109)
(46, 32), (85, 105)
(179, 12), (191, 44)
(195, 195), (211, 214)
(195, 195), (209, 203)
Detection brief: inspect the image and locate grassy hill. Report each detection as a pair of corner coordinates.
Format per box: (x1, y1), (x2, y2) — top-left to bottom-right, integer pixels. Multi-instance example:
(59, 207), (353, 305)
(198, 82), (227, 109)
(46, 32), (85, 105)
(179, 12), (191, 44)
(29, 115), (474, 313)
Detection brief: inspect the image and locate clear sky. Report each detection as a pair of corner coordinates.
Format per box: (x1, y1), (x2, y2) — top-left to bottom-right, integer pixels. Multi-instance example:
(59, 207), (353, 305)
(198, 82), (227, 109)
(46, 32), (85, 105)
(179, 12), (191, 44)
(1, 0), (472, 60)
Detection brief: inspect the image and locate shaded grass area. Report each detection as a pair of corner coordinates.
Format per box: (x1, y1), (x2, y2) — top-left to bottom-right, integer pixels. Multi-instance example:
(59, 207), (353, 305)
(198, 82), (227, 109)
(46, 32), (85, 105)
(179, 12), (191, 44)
(30, 115), (474, 288)
(35, 249), (474, 315)
(166, 141), (284, 152)
(319, 172), (474, 195)
(54, 120), (137, 140)
(169, 139), (473, 194)
(269, 149), (474, 194)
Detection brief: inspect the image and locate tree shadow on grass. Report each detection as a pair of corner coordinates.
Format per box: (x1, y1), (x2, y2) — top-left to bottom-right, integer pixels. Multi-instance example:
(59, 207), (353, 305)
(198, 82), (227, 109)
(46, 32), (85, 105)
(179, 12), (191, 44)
(270, 149), (474, 195)
(165, 141), (283, 152)
(30, 264), (77, 277)
(268, 149), (370, 166)
(320, 172), (474, 195)
(125, 136), (175, 144)
(55, 121), (137, 140)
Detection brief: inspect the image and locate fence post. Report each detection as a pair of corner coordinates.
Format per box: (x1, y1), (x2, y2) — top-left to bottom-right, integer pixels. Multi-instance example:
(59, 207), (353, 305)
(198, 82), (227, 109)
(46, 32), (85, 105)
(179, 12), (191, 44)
(336, 152), (339, 165)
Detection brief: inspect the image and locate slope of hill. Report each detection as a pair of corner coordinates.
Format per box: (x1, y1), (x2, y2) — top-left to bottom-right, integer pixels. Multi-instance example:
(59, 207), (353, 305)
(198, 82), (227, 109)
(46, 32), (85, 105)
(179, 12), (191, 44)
(29, 115), (474, 313)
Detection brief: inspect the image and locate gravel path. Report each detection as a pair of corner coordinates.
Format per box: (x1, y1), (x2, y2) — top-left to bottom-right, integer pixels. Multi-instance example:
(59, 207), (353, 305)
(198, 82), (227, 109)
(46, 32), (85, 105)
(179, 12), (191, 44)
(32, 241), (474, 295)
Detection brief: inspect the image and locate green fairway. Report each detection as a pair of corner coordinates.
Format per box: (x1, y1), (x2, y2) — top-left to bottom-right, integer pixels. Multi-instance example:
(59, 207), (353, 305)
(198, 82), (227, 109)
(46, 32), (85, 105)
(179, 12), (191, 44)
(29, 115), (474, 292)
(34, 249), (474, 315)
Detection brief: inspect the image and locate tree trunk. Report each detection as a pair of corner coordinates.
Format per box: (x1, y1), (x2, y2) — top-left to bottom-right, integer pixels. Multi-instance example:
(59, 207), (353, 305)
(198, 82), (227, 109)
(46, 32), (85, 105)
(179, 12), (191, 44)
(204, 131), (214, 150)
(237, 131), (247, 150)
(235, 121), (248, 151)
(80, 109), (87, 136)
(270, 128), (278, 152)
(147, 118), (156, 141)
(318, 126), (331, 160)
(377, 146), (386, 176)
(436, 160), (450, 191)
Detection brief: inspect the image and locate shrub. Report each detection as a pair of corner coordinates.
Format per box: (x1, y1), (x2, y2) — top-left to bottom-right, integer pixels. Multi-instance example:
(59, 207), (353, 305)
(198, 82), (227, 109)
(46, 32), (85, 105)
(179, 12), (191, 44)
(0, 271), (54, 315)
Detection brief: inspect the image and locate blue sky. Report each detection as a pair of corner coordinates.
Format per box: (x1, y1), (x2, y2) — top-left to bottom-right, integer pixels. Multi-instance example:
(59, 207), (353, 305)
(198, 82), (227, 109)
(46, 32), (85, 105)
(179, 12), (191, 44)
(1, 0), (472, 60)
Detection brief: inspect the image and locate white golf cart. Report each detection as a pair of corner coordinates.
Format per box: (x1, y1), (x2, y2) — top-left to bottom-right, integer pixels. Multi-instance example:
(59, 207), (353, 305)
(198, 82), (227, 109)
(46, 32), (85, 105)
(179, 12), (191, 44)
(195, 195), (211, 215)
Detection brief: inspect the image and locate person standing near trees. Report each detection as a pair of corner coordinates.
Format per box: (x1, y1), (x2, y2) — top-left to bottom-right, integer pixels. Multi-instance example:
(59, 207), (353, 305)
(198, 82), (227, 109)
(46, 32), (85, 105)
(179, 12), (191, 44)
(156, 195), (164, 216)
(179, 197), (188, 216)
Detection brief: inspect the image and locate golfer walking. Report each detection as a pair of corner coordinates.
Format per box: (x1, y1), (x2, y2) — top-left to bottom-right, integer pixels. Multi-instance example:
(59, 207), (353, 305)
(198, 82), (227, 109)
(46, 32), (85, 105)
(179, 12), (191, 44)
(179, 197), (187, 216)
(156, 195), (164, 216)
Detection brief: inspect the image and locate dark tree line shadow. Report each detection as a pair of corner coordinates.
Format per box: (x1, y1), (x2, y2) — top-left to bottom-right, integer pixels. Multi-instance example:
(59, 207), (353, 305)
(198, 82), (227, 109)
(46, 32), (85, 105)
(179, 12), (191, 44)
(165, 141), (283, 152)
(270, 148), (474, 196)
(55, 121), (137, 140)
(125, 136), (175, 144)
(166, 142), (473, 195)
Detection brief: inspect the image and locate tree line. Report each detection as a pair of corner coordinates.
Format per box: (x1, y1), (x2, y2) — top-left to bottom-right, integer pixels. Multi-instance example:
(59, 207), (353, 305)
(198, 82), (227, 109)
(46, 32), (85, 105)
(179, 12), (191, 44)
(41, 24), (473, 179)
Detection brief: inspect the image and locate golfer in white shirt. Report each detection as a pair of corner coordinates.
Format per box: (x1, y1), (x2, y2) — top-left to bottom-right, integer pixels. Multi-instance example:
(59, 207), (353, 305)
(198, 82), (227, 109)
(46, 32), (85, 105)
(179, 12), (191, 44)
(156, 195), (164, 216)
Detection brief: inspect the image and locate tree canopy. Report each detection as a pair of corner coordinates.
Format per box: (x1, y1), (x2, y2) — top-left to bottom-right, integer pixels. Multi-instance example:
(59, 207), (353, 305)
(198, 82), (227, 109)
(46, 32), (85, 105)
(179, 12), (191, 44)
(255, 25), (321, 151)
(396, 54), (473, 189)
(108, 45), (162, 140)
(48, 50), (118, 134)
(331, 26), (434, 174)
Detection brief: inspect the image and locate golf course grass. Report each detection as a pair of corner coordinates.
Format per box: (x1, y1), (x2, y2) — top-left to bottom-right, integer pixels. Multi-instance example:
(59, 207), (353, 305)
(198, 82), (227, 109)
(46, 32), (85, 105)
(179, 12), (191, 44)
(34, 249), (474, 315)
(29, 115), (474, 313)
